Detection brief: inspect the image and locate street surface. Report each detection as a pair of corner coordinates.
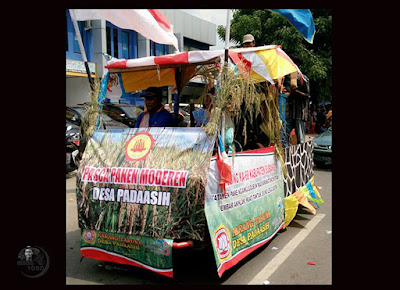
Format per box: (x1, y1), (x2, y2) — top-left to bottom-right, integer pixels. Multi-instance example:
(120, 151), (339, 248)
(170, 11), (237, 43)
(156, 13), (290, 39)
(66, 161), (331, 285)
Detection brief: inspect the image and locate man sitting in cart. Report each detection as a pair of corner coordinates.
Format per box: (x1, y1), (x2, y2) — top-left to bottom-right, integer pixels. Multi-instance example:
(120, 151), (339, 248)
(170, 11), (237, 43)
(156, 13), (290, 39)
(135, 87), (174, 128)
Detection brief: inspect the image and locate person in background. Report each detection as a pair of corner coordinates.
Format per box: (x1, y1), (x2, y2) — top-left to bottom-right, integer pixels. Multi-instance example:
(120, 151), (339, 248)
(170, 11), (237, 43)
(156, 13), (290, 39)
(175, 111), (187, 127)
(310, 105), (317, 134)
(325, 104), (332, 128)
(134, 87), (174, 128)
(193, 91), (213, 127)
(278, 75), (291, 147)
(288, 73), (310, 144)
(316, 106), (327, 134)
(242, 34), (256, 47)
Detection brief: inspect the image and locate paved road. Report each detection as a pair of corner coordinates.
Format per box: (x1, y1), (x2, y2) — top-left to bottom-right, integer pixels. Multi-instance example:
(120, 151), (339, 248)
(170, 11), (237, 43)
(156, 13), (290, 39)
(66, 164), (331, 285)
(222, 165), (332, 285)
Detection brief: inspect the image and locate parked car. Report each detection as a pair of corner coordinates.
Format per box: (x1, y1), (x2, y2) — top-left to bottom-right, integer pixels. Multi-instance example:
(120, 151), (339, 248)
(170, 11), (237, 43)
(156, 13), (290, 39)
(102, 103), (143, 128)
(66, 105), (129, 129)
(313, 127), (332, 166)
(164, 104), (191, 126)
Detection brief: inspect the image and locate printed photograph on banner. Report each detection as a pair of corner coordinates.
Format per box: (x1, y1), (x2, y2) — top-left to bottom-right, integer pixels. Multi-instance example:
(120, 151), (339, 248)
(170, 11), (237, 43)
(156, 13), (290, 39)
(76, 127), (215, 241)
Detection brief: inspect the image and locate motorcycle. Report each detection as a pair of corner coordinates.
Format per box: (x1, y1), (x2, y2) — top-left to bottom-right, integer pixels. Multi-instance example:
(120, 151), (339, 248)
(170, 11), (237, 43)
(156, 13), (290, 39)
(66, 124), (80, 173)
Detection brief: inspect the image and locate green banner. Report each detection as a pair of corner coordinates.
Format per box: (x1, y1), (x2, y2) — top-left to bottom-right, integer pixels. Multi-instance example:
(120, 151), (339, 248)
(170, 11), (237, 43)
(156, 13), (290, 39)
(80, 229), (173, 277)
(204, 147), (285, 277)
(76, 127), (215, 276)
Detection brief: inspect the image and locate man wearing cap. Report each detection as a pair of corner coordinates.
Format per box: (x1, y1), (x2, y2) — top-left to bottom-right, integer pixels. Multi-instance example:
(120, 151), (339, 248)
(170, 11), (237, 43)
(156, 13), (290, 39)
(134, 87), (174, 128)
(242, 34), (255, 47)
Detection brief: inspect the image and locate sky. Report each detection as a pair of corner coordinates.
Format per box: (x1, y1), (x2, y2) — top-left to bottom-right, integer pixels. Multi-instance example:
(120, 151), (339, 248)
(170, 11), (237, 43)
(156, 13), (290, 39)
(179, 9), (238, 50)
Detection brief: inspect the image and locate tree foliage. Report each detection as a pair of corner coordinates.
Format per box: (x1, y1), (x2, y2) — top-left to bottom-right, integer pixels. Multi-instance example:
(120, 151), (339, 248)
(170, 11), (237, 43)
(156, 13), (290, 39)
(217, 9), (332, 102)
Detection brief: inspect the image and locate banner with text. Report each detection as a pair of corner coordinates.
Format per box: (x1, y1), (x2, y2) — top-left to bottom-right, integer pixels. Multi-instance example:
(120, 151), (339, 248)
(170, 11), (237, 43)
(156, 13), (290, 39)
(80, 229), (173, 277)
(205, 147), (285, 277)
(76, 127), (215, 277)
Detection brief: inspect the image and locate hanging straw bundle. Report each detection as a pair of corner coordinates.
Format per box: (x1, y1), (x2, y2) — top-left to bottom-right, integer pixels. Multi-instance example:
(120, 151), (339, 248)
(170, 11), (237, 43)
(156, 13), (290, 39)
(80, 77), (103, 146)
(203, 60), (288, 178)
(205, 62), (263, 137)
(192, 63), (220, 114)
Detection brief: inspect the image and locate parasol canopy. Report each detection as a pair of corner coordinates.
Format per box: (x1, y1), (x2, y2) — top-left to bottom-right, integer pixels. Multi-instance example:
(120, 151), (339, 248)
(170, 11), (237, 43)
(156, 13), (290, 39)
(105, 45), (301, 92)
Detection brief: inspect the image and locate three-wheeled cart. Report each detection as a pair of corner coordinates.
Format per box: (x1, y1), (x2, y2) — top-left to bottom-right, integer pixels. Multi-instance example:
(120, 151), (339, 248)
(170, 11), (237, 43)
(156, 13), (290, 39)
(76, 45), (323, 278)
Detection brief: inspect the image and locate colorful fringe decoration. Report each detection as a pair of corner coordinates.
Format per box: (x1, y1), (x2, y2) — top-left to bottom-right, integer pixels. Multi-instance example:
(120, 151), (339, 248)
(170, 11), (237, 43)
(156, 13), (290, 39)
(284, 175), (324, 227)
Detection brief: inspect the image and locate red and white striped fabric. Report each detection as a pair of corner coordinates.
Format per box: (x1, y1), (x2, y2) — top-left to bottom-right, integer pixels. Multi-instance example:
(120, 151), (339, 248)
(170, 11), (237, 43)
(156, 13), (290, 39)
(104, 45), (300, 84)
(105, 50), (224, 69)
(69, 9), (179, 52)
(105, 48), (275, 84)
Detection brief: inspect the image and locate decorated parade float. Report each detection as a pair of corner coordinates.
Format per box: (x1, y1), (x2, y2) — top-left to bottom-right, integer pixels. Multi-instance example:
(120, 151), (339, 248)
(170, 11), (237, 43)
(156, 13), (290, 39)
(75, 45), (324, 278)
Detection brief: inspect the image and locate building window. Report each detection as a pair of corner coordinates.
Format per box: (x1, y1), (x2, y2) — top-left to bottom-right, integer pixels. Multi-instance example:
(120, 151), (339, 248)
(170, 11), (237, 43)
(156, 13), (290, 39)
(66, 10), (92, 61)
(73, 22), (84, 53)
(113, 28), (119, 58)
(150, 41), (169, 56)
(158, 43), (164, 56)
(183, 37), (209, 51)
(122, 31), (129, 59)
(106, 26), (120, 57)
(150, 40), (155, 56)
(106, 26), (111, 55)
(106, 22), (138, 59)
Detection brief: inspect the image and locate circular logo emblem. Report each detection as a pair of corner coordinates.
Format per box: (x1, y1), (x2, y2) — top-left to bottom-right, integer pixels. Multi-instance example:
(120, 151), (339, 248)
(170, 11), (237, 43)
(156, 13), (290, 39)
(83, 229), (96, 244)
(125, 132), (155, 161)
(17, 246), (50, 278)
(156, 240), (171, 256)
(214, 225), (231, 260)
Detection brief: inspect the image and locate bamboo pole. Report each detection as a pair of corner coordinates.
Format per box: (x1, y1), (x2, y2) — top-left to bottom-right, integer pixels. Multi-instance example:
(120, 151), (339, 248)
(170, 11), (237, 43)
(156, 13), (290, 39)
(221, 9), (232, 146)
(69, 9), (94, 91)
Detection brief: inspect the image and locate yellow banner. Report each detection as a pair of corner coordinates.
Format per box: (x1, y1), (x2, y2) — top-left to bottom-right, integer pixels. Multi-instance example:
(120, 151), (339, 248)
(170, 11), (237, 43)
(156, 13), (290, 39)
(121, 68), (176, 92)
(284, 194), (299, 228)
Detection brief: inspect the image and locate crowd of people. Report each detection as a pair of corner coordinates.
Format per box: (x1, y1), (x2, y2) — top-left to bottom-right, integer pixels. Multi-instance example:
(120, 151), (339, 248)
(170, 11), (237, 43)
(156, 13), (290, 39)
(305, 103), (332, 135)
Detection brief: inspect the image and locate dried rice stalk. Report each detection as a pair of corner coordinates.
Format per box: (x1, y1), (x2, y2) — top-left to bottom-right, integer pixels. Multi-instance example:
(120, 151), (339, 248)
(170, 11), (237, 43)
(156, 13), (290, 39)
(80, 77), (103, 144)
(203, 60), (288, 178)
(204, 61), (264, 138)
(195, 64), (219, 105)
